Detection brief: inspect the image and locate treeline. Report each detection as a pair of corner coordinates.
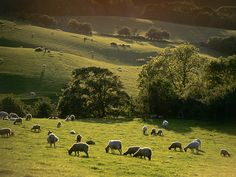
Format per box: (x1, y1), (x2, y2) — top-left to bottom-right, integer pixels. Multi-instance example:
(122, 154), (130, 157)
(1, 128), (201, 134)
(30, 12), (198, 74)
(1, 45), (235, 121)
(1, 0), (236, 29)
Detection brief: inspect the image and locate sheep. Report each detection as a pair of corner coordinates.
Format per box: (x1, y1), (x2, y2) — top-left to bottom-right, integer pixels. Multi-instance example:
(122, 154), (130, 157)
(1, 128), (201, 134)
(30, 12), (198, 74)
(57, 121), (62, 128)
(31, 124), (41, 132)
(0, 111), (9, 119)
(184, 141), (200, 153)
(105, 140), (122, 155)
(76, 134), (82, 142)
(68, 143), (89, 157)
(47, 132), (59, 147)
(65, 115), (71, 121)
(220, 149), (230, 157)
(151, 128), (157, 136)
(10, 113), (19, 118)
(86, 140), (95, 145)
(192, 139), (201, 150)
(70, 130), (76, 134)
(133, 147), (152, 160)
(110, 42), (118, 48)
(157, 129), (163, 136)
(142, 126), (148, 135)
(0, 128), (14, 137)
(26, 113), (32, 121)
(13, 118), (23, 125)
(162, 120), (168, 129)
(168, 142), (183, 151)
(34, 47), (44, 52)
(123, 146), (140, 156)
(70, 114), (75, 121)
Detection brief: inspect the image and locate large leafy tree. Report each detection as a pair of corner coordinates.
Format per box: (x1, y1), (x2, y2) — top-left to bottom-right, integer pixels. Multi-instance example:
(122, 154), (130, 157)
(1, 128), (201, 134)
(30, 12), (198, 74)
(57, 67), (130, 118)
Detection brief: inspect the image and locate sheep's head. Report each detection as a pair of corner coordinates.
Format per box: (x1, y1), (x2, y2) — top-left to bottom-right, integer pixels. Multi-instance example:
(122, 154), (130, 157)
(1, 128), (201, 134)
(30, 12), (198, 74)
(105, 146), (109, 153)
(68, 149), (72, 155)
(184, 147), (187, 152)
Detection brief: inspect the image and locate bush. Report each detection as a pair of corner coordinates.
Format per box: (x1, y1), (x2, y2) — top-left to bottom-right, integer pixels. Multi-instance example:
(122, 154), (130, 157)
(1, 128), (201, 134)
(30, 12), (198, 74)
(0, 96), (25, 116)
(117, 26), (131, 36)
(67, 19), (92, 35)
(34, 98), (55, 118)
(145, 28), (170, 40)
(28, 14), (57, 27)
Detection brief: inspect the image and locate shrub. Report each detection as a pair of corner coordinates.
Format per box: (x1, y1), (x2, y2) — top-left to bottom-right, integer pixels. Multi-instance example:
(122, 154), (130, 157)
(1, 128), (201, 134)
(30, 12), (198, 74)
(34, 98), (54, 118)
(0, 96), (25, 116)
(117, 26), (131, 36)
(28, 14), (57, 27)
(145, 28), (170, 40)
(67, 19), (92, 35)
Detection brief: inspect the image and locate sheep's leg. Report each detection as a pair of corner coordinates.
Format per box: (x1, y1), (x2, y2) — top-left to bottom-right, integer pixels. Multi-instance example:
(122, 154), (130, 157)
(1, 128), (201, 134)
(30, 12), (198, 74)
(54, 143), (56, 148)
(78, 152), (80, 157)
(85, 152), (89, 157)
(119, 149), (122, 155)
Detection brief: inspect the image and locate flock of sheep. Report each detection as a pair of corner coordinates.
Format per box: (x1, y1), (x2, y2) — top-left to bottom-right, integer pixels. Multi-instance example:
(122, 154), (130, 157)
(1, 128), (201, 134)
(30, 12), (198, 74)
(0, 111), (231, 161)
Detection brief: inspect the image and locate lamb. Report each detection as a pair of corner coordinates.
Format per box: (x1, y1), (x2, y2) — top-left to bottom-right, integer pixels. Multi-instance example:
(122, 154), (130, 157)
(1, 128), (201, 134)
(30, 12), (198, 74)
(184, 141), (200, 153)
(26, 113), (32, 121)
(70, 130), (76, 134)
(0, 111), (9, 119)
(0, 128), (14, 137)
(86, 140), (95, 145)
(192, 139), (201, 150)
(10, 113), (19, 118)
(13, 118), (23, 125)
(47, 132), (59, 147)
(68, 143), (89, 157)
(162, 120), (168, 129)
(123, 146), (140, 156)
(70, 115), (75, 121)
(76, 134), (82, 142)
(57, 121), (62, 128)
(142, 126), (148, 135)
(105, 140), (122, 155)
(31, 124), (41, 132)
(151, 128), (157, 136)
(220, 149), (230, 157)
(168, 142), (183, 151)
(157, 129), (163, 136)
(133, 147), (152, 160)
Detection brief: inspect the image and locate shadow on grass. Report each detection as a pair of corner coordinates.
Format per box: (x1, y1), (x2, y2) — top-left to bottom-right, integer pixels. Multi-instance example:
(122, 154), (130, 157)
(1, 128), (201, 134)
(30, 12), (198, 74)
(78, 117), (134, 124)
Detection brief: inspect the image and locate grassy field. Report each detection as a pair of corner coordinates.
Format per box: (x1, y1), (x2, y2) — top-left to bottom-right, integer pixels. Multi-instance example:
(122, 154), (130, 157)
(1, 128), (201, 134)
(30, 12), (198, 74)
(0, 118), (236, 177)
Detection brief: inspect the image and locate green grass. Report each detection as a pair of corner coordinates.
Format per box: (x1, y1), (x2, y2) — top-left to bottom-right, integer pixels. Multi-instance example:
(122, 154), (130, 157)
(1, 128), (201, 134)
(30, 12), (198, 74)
(0, 118), (236, 177)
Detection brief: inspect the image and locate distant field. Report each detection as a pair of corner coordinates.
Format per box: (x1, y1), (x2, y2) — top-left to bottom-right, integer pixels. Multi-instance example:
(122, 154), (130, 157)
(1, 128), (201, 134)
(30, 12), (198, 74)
(0, 118), (236, 177)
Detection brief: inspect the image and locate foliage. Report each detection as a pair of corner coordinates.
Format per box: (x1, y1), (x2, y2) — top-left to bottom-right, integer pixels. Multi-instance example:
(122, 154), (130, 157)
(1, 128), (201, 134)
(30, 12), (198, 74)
(34, 98), (55, 118)
(67, 19), (92, 35)
(28, 14), (57, 27)
(57, 67), (130, 118)
(117, 26), (132, 36)
(145, 28), (170, 40)
(0, 95), (25, 116)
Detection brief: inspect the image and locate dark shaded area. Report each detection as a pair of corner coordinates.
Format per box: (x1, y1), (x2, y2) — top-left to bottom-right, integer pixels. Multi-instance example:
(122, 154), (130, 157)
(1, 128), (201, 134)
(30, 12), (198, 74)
(0, 37), (38, 48)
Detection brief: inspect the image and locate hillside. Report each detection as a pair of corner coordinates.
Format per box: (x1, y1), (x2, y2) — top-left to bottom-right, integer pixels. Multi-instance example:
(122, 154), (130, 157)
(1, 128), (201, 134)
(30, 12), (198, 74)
(0, 118), (236, 177)
(0, 16), (235, 98)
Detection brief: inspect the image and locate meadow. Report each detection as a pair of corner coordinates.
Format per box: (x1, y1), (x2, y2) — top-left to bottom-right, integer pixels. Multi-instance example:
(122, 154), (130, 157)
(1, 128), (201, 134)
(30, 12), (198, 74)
(0, 118), (236, 177)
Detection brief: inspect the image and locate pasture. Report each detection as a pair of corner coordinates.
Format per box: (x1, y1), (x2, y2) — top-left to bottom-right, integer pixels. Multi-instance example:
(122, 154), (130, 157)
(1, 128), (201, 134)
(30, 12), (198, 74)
(0, 118), (236, 177)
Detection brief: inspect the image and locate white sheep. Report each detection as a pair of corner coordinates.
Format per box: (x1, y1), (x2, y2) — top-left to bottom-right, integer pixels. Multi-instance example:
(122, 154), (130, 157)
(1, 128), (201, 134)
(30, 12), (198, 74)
(0, 111), (9, 119)
(162, 120), (168, 129)
(10, 113), (19, 118)
(57, 121), (62, 128)
(26, 113), (32, 121)
(105, 140), (122, 155)
(184, 141), (200, 153)
(47, 132), (59, 147)
(70, 115), (75, 121)
(0, 128), (14, 137)
(31, 124), (41, 132)
(142, 126), (148, 135)
(220, 149), (230, 157)
(192, 139), (201, 150)
(133, 147), (152, 160)
(157, 129), (163, 136)
(13, 118), (23, 125)
(70, 130), (76, 134)
(68, 143), (89, 157)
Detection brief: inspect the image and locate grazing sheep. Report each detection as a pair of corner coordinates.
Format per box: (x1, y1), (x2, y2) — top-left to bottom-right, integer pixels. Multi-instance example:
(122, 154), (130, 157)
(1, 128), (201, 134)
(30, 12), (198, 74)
(123, 146), (140, 156)
(0, 128), (14, 137)
(162, 120), (168, 129)
(47, 130), (53, 135)
(110, 42), (118, 48)
(13, 118), (23, 125)
(70, 130), (76, 134)
(192, 139), (201, 150)
(70, 115), (75, 121)
(26, 113), (32, 121)
(220, 149), (230, 157)
(86, 140), (95, 145)
(65, 115), (71, 121)
(168, 142), (183, 151)
(57, 121), (62, 128)
(157, 129), (163, 136)
(105, 140), (122, 155)
(34, 47), (44, 52)
(47, 132), (59, 147)
(10, 113), (19, 118)
(68, 143), (89, 157)
(151, 128), (157, 136)
(0, 111), (9, 119)
(184, 141), (200, 153)
(76, 134), (82, 142)
(142, 126), (148, 135)
(133, 147), (152, 160)
(31, 124), (41, 132)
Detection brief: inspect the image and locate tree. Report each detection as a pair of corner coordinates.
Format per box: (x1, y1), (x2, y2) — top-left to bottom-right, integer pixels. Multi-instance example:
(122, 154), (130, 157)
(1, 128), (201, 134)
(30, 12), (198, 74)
(34, 98), (54, 118)
(67, 19), (92, 35)
(117, 26), (131, 36)
(57, 67), (130, 118)
(145, 28), (170, 40)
